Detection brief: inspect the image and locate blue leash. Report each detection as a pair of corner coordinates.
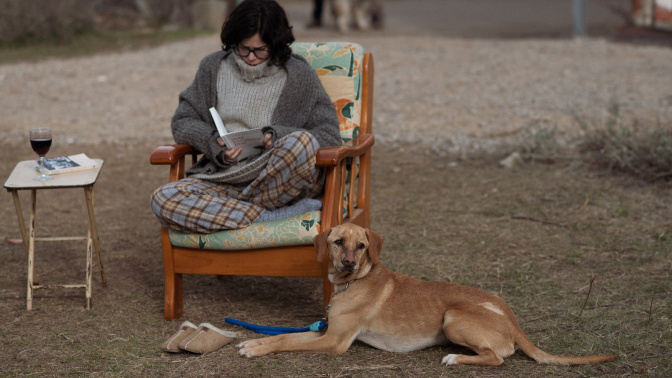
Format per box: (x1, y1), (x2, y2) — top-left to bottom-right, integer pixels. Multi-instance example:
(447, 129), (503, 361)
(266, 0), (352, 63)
(226, 281), (354, 335)
(225, 317), (326, 335)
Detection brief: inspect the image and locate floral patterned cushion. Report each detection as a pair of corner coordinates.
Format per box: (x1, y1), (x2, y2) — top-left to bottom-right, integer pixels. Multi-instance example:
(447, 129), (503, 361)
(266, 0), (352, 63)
(291, 42), (364, 142)
(170, 211), (321, 250)
(292, 42), (364, 217)
(169, 42), (364, 250)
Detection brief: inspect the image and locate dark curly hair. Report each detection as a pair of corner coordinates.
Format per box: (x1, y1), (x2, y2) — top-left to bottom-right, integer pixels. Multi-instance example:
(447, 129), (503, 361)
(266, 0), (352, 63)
(220, 0), (294, 66)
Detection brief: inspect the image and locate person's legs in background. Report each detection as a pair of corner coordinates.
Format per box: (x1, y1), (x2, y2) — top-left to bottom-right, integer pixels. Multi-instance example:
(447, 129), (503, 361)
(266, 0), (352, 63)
(307, 0), (324, 28)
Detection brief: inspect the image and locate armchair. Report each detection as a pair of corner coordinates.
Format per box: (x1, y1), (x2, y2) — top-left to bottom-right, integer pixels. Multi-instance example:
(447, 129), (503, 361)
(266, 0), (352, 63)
(150, 42), (374, 320)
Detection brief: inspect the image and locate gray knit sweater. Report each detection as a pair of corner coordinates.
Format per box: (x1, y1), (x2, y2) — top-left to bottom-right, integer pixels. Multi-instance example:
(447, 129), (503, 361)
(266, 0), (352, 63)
(171, 49), (342, 176)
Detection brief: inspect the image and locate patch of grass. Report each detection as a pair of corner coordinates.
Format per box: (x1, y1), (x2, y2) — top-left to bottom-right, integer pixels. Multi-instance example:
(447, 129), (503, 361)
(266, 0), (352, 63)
(611, 202), (630, 217)
(0, 28), (213, 65)
(576, 103), (672, 182)
(654, 230), (669, 242)
(518, 103), (672, 183)
(521, 120), (563, 162)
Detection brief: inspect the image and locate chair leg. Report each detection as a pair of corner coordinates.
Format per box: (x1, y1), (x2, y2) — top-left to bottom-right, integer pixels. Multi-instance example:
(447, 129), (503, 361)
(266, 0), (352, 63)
(161, 227), (183, 320)
(164, 272), (183, 320)
(322, 274), (333, 316)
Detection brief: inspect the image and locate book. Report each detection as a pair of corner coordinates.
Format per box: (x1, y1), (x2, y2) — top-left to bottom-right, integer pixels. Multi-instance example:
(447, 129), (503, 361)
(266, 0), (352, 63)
(38, 153), (98, 174)
(209, 107), (265, 161)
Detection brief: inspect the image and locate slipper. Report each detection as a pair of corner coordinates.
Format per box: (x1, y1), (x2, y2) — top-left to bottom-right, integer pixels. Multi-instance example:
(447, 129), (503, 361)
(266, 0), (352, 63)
(160, 321), (198, 353)
(178, 323), (237, 354)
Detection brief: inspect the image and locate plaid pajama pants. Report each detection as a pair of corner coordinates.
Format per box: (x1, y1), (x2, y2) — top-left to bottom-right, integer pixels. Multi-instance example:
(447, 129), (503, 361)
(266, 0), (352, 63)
(150, 131), (324, 233)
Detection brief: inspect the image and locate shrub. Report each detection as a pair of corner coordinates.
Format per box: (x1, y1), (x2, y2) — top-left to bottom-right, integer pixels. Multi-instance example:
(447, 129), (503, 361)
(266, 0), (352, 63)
(577, 103), (672, 182)
(0, 0), (96, 44)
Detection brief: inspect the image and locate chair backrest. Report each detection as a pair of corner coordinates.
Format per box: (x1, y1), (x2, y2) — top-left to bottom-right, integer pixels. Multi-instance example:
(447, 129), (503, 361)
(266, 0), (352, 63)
(291, 42), (365, 143)
(291, 42), (367, 220)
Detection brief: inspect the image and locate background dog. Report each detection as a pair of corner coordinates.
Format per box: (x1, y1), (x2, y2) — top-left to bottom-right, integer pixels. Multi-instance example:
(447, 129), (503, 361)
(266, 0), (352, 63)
(238, 224), (617, 366)
(331, 0), (384, 33)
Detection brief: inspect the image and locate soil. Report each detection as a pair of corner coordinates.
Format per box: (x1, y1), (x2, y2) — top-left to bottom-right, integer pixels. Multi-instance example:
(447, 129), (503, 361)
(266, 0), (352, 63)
(1, 142), (670, 376)
(1, 0), (671, 376)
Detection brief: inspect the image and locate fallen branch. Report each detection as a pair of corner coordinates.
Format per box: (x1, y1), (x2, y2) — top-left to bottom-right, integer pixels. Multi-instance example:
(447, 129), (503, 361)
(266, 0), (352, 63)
(649, 170), (672, 183)
(577, 197), (589, 211)
(511, 216), (568, 229)
(578, 275), (596, 318)
(646, 298), (654, 336)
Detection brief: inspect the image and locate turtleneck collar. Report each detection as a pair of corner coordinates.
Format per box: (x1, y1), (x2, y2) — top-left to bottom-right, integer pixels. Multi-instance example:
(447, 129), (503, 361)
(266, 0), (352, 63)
(231, 53), (282, 82)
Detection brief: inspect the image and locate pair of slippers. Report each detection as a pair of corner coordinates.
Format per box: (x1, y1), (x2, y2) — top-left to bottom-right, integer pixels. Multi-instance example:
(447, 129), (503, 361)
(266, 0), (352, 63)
(160, 321), (237, 354)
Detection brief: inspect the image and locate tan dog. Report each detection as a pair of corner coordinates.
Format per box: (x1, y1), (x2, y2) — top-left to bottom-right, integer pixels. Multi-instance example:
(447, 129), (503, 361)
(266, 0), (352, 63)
(238, 224), (618, 366)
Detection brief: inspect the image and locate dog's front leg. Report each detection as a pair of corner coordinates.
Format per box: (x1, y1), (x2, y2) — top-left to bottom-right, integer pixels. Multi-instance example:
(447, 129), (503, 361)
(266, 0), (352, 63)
(239, 327), (358, 357)
(238, 331), (322, 349)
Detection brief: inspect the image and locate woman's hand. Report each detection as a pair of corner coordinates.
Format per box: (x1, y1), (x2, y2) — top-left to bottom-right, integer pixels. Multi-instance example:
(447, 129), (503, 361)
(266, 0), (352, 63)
(217, 137), (242, 162)
(263, 132), (274, 150)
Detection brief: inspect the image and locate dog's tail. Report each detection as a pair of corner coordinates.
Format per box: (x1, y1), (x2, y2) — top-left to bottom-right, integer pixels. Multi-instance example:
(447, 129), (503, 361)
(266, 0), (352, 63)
(515, 330), (618, 365)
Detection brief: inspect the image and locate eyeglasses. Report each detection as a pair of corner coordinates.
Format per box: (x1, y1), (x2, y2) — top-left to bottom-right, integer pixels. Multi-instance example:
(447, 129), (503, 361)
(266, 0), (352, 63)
(233, 45), (270, 59)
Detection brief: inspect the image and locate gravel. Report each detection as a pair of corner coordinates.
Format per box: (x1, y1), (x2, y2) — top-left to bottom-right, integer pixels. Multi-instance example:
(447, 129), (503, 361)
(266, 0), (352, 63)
(2, 31), (672, 157)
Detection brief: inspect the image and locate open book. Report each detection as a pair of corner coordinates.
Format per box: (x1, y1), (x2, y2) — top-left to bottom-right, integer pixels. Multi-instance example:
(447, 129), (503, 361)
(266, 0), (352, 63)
(39, 153), (98, 174)
(210, 107), (265, 161)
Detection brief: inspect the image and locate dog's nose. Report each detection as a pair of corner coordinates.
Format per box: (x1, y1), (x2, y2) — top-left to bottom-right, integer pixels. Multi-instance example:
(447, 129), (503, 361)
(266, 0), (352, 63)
(342, 257), (356, 268)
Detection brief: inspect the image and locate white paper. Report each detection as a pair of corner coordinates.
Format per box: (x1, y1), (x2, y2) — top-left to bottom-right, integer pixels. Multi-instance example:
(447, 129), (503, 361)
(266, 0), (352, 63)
(209, 107), (228, 137)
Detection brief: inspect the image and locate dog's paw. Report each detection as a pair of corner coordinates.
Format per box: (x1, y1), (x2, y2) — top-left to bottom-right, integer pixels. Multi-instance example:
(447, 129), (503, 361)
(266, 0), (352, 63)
(238, 346), (263, 358)
(237, 340), (262, 348)
(238, 347), (252, 358)
(441, 354), (459, 365)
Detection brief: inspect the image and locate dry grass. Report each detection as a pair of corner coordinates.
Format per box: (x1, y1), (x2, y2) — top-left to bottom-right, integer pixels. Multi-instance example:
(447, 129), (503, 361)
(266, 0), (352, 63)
(1, 142), (670, 377)
(518, 103), (672, 184)
(577, 103), (672, 183)
(0, 28), (211, 65)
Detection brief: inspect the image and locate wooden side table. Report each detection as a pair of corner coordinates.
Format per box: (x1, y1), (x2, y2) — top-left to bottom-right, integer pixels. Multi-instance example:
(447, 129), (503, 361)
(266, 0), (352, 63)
(4, 159), (107, 310)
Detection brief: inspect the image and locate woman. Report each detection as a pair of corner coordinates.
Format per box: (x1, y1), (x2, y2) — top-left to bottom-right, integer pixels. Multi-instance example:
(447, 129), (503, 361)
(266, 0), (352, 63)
(151, 0), (341, 233)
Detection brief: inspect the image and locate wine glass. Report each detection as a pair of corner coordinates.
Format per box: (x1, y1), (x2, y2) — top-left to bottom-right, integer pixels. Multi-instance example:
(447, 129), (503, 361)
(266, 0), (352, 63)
(30, 127), (53, 181)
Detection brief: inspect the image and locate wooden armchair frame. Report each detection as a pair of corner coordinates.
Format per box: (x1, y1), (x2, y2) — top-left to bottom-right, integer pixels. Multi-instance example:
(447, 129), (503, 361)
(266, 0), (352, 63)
(150, 52), (374, 320)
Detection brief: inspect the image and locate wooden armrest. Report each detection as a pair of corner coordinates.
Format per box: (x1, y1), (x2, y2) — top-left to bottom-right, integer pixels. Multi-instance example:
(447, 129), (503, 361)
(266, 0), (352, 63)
(315, 134), (375, 167)
(149, 144), (195, 165)
(150, 134), (374, 167)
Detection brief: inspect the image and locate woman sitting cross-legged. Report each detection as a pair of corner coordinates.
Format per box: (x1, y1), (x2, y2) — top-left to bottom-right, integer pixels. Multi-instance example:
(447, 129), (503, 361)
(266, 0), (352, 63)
(150, 0), (341, 233)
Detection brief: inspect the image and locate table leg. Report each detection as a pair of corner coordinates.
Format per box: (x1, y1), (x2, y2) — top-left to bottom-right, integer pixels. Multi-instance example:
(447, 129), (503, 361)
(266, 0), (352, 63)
(11, 190), (38, 286)
(10, 190), (29, 256)
(86, 222), (93, 310)
(84, 186), (106, 287)
(27, 189), (37, 311)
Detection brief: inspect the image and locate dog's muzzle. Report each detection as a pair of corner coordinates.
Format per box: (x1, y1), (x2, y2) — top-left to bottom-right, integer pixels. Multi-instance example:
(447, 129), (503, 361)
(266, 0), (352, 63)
(340, 259), (358, 273)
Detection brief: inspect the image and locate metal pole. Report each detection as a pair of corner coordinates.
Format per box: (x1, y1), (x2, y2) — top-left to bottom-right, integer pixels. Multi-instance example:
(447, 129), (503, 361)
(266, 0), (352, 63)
(573, 0), (587, 37)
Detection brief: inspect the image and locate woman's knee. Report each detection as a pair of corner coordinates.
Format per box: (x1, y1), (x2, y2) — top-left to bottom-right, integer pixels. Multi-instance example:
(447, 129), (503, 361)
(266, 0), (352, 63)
(149, 180), (192, 217)
(150, 184), (172, 218)
(282, 131), (320, 156)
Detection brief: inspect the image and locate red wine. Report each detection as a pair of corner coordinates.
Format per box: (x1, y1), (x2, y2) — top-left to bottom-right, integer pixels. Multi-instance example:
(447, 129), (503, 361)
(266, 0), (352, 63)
(30, 138), (52, 156)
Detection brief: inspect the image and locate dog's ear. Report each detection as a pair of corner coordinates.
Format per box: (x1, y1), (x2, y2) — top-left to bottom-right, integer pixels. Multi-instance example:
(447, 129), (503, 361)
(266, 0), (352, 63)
(365, 229), (383, 264)
(313, 227), (332, 262)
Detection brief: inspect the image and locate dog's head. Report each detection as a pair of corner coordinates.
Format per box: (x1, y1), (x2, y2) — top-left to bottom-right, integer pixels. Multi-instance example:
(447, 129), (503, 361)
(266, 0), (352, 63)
(313, 224), (383, 280)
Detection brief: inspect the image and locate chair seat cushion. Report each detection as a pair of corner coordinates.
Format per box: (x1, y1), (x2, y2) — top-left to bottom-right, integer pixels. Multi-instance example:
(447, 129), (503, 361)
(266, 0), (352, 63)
(169, 211), (321, 250)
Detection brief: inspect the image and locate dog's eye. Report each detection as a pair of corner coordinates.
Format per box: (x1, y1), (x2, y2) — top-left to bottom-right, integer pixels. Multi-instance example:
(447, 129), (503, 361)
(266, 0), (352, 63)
(358, 243), (366, 250)
(334, 239), (343, 245)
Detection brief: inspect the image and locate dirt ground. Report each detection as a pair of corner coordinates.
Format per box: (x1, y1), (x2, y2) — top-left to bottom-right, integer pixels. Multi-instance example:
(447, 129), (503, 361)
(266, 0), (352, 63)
(0, 141), (670, 376)
(1, 0), (671, 376)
